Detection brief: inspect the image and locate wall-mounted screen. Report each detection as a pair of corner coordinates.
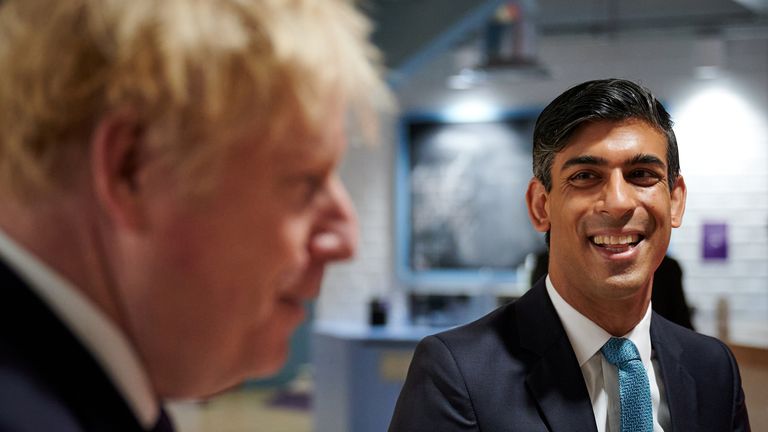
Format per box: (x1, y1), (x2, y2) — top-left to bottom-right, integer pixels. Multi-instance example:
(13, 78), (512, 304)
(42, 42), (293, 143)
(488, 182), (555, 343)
(396, 110), (545, 288)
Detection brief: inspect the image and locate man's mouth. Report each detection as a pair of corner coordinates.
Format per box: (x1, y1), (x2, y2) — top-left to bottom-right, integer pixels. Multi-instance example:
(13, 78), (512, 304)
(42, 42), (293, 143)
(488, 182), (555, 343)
(589, 234), (643, 253)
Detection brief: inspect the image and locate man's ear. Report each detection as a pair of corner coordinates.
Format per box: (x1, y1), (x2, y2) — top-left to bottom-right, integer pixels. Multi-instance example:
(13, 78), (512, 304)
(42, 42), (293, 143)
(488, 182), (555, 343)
(670, 175), (687, 228)
(90, 110), (148, 231)
(526, 178), (551, 233)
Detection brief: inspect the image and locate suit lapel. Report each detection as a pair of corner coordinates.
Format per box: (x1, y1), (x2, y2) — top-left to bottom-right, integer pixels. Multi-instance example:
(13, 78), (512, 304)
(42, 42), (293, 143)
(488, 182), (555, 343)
(517, 281), (598, 432)
(151, 408), (175, 432)
(651, 315), (698, 432)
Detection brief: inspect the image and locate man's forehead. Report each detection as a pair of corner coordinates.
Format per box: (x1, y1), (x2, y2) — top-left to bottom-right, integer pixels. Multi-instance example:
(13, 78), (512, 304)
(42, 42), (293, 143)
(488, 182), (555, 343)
(555, 119), (667, 159)
(259, 126), (345, 165)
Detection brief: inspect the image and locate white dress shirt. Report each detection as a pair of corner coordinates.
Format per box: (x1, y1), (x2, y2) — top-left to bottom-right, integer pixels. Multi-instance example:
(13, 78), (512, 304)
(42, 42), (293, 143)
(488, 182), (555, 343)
(0, 229), (159, 429)
(545, 276), (671, 432)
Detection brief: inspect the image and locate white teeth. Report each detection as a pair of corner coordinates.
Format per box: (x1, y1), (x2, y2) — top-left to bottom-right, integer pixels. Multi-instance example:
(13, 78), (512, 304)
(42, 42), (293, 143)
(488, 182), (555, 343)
(591, 235), (639, 245)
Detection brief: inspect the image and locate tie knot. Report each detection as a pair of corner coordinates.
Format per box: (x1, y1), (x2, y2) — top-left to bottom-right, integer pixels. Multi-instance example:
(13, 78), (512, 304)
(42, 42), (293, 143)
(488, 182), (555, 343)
(601, 337), (641, 366)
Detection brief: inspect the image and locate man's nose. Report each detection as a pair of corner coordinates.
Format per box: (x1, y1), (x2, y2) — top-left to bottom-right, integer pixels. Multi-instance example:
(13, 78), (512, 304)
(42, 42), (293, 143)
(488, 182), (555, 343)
(598, 171), (636, 219)
(308, 175), (359, 262)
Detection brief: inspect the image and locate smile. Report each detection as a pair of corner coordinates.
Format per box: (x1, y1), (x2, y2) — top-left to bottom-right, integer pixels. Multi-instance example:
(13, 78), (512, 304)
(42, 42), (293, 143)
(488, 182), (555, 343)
(589, 234), (643, 253)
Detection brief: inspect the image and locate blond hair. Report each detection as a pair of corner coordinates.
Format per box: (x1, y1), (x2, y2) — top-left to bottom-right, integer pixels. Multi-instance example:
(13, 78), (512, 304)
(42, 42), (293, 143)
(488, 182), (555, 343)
(0, 0), (389, 196)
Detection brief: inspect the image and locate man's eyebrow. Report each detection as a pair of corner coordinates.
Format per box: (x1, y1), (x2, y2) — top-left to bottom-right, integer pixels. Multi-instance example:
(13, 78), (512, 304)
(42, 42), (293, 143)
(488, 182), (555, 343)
(561, 155), (607, 170)
(627, 153), (666, 168)
(562, 154), (667, 170)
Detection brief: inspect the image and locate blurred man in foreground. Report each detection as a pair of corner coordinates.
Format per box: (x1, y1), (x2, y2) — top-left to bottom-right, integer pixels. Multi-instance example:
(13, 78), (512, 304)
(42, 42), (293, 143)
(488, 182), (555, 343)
(389, 79), (749, 431)
(0, 0), (387, 430)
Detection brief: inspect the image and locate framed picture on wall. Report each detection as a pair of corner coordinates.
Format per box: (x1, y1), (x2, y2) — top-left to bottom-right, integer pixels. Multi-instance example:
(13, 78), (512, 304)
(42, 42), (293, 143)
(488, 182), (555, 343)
(395, 109), (546, 289)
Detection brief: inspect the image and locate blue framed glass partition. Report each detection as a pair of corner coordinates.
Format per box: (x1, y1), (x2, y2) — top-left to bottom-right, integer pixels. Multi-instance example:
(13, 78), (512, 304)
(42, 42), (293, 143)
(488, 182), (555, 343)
(395, 109), (545, 289)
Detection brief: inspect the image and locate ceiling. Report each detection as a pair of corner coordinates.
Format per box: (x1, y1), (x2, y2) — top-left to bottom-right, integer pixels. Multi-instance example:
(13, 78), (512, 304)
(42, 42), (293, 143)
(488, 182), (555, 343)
(537, 0), (764, 34)
(367, 0), (768, 81)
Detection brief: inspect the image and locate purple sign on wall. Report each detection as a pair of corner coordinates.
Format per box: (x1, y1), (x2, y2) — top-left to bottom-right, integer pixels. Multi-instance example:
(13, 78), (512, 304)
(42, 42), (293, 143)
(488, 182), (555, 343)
(702, 222), (728, 260)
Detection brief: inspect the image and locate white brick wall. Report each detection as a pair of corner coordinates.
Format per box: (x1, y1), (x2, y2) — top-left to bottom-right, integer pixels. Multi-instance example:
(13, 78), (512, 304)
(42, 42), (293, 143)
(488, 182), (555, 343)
(316, 115), (397, 327)
(669, 35), (768, 345)
(319, 32), (768, 347)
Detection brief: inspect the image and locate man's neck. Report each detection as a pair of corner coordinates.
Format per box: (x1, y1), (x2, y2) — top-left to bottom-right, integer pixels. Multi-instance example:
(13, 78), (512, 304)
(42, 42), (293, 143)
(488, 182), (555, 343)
(549, 273), (653, 336)
(0, 213), (160, 427)
(0, 195), (125, 329)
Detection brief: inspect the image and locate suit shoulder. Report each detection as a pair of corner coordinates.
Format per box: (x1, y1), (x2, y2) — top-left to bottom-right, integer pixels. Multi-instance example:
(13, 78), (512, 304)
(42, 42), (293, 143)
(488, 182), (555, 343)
(419, 302), (520, 361)
(653, 314), (735, 364)
(0, 362), (83, 432)
(435, 302), (515, 339)
(655, 314), (722, 346)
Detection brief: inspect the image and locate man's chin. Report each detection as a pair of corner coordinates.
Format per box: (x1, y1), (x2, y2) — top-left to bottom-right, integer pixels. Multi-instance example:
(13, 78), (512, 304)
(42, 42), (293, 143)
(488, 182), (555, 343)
(239, 339), (292, 385)
(191, 354), (289, 400)
(252, 352), (289, 379)
(599, 272), (651, 299)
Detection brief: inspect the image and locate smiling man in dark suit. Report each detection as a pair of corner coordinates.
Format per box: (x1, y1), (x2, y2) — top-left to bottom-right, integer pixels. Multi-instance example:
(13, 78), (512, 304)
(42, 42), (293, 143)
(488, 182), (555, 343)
(0, 0), (387, 430)
(389, 79), (750, 431)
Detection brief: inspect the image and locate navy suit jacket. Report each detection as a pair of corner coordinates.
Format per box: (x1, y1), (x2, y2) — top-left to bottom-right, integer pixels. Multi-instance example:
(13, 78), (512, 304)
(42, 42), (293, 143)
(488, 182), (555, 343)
(389, 279), (750, 431)
(0, 261), (173, 431)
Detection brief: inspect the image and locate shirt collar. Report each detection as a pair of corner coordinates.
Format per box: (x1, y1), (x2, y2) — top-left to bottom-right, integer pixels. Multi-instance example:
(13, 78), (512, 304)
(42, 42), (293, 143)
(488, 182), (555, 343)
(546, 275), (653, 367)
(0, 228), (160, 429)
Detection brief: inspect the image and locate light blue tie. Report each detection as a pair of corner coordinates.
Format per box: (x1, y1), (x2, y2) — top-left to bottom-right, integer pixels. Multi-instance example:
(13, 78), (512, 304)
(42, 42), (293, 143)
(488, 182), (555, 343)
(601, 337), (653, 432)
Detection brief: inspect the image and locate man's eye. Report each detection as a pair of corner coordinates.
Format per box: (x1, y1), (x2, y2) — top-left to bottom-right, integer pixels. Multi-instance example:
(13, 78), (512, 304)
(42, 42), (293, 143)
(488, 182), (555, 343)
(628, 169), (662, 185)
(569, 171), (598, 183)
(301, 175), (324, 202)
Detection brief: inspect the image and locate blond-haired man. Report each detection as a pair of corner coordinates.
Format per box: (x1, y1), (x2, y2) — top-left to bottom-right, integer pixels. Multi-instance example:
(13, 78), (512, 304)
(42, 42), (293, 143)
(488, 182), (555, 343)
(0, 0), (387, 430)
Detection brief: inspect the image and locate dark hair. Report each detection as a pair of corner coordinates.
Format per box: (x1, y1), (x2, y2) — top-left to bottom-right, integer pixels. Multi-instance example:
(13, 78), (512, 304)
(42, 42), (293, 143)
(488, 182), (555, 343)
(532, 78), (680, 192)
